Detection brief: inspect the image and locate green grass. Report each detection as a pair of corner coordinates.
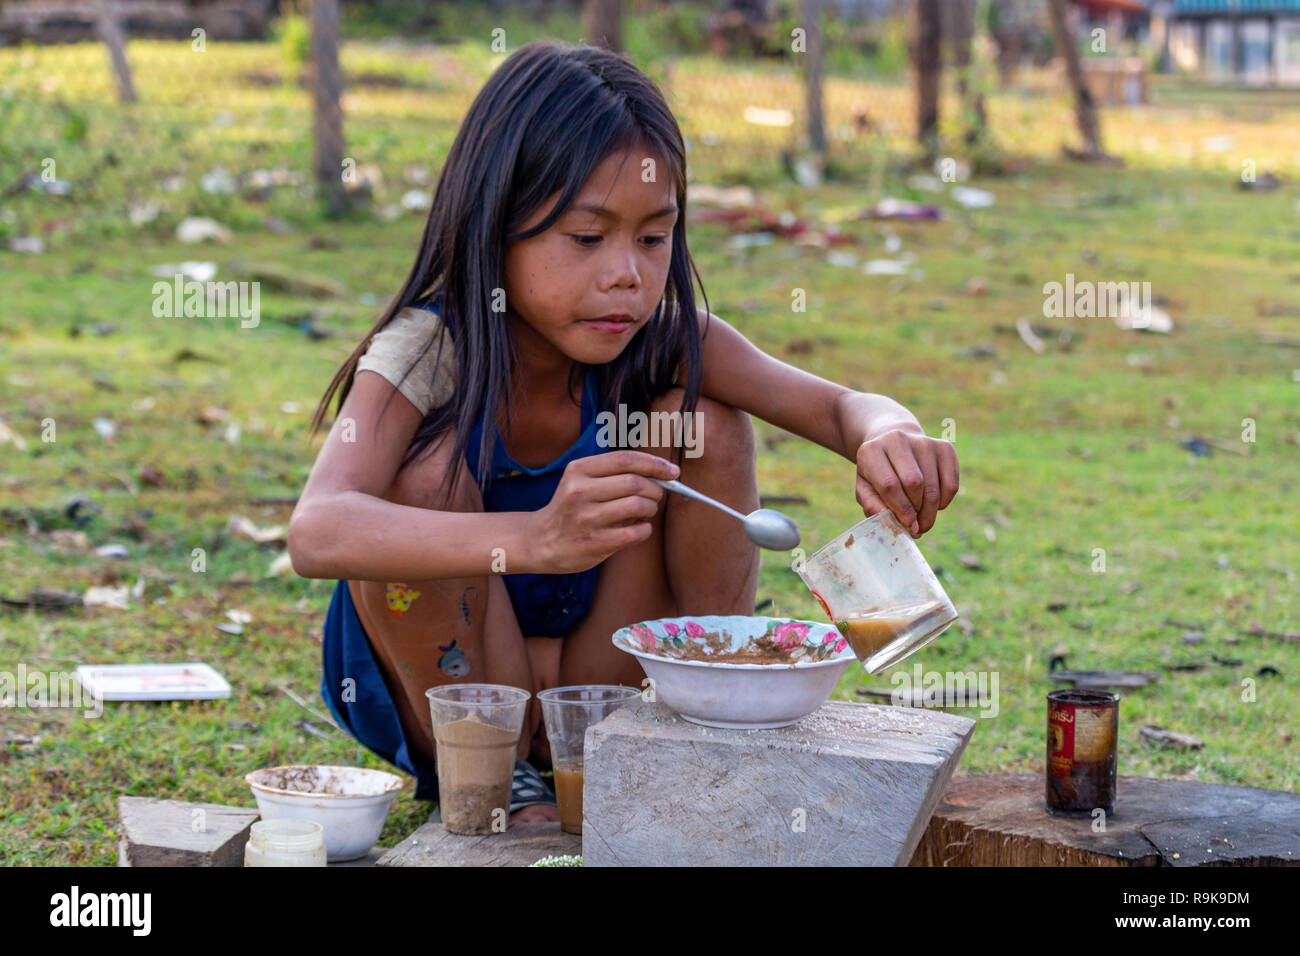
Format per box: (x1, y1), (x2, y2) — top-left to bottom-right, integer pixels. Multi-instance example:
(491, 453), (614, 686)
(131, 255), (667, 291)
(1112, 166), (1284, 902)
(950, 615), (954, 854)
(2, 27), (1299, 865)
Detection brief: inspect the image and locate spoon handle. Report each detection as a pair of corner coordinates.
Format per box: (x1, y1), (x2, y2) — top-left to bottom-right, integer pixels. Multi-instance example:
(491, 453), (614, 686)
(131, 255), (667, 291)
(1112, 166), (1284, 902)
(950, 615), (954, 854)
(653, 478), (748, 522)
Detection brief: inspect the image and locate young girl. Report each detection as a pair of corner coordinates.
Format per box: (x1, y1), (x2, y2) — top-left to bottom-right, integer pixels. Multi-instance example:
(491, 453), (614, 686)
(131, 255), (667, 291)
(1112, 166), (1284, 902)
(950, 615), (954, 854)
(291, 41), (959, 823)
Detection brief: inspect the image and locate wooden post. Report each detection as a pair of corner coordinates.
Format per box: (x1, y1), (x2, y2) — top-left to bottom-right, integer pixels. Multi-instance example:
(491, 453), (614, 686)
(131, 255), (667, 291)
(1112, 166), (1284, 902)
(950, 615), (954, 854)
(990, 0), (1024, 87)
(95, 0), (137, 104)
(949, 0), (988, 146)
(1047, 0), (1105, 159)
(801, 0), (826, 162)
(583, 0), (622, 52)
(912, 0), (943, 159)
(310, 0), (346, 217)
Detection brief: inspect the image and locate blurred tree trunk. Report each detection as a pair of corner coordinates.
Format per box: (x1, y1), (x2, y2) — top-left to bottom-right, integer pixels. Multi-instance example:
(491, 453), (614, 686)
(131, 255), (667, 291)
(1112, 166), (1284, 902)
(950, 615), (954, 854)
(990, 0), (1025, 87)
(947, 0), (987, 145)
(1046, 0), (1104, 157)
(95, 0), (137, 103)
(911, 0), (942, 159)
(801, 0), (826, 160)
(583, 0), (622, 52)
(311, 0), (347, 217)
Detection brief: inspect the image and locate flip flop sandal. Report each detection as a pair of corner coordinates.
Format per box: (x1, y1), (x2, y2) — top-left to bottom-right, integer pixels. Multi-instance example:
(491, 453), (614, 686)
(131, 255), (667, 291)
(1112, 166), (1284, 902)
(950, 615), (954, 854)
(509, 759), (558, 813)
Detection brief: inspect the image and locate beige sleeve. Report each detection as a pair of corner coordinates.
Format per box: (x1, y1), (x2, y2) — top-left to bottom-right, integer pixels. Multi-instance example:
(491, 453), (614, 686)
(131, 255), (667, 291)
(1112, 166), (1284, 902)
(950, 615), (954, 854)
(355, 306), (457, 416)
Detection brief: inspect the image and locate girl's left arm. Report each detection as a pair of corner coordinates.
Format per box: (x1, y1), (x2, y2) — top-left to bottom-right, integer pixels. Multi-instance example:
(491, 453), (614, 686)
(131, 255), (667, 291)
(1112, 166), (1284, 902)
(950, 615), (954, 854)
(694, 309), (959, 538)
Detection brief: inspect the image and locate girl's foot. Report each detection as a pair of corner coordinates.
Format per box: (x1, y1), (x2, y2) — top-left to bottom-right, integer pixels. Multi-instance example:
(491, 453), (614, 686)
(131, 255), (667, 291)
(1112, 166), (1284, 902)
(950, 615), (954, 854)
(509, 759), (559, 824)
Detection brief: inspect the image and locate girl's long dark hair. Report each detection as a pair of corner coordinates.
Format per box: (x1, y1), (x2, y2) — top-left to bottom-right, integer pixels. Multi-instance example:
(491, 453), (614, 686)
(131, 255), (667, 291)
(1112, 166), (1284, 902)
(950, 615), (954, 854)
(310, 40), (709, 504)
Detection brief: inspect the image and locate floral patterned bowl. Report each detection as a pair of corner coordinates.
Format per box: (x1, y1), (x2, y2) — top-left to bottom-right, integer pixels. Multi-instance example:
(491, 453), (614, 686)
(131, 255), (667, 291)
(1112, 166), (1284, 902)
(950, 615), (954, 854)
(611, 615), (854, 729)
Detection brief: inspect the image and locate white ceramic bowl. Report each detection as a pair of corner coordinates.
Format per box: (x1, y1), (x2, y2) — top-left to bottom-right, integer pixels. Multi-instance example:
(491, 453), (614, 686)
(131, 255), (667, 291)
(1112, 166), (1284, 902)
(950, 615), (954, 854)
(612, 615), (855, 729)
(244, 765), (403, 862)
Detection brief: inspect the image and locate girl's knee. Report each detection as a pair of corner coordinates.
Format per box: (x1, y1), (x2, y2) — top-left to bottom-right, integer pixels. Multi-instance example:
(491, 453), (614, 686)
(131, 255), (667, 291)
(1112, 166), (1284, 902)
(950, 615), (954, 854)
(651, 388), (754, 467)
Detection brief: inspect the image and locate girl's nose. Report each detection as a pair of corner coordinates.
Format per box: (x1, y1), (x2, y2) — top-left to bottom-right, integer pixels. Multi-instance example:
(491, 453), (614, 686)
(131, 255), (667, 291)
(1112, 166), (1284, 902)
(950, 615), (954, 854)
(602, 246), (641, 291)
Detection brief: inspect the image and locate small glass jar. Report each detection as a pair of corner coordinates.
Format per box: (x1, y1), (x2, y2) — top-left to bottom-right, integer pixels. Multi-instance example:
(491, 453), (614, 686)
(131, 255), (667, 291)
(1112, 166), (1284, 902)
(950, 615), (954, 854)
(244, 819), (327, 867)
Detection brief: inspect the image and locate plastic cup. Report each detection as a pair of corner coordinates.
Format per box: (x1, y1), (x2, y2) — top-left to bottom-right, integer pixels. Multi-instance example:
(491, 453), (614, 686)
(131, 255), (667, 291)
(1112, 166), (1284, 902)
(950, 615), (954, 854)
(794, 509), (958, 674)
(426, 683), (530, 834)
(537, 685), (641, 835)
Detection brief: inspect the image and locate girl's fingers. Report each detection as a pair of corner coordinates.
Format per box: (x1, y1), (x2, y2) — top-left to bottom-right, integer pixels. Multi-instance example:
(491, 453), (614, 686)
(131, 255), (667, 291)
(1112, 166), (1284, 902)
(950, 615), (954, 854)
(858, 441), (918, 530)
(910, 438), (942, 534)
(937, 440), (960, 509)
(584, 472), (667, 504)
(855, 475), (889, 519)
(588, 494), (661, 529)
(579, 450), (678, 481)
(882, 432), (927, 516)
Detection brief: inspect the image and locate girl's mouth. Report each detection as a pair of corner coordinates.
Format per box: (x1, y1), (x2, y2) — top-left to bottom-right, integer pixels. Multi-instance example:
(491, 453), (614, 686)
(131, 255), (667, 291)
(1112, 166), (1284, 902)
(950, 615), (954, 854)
(581, 318), (635, 334)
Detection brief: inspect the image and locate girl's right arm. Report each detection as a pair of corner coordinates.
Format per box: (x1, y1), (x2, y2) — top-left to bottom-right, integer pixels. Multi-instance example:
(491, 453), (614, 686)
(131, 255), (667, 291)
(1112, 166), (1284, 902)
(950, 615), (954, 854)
(288, 371), (675, 581)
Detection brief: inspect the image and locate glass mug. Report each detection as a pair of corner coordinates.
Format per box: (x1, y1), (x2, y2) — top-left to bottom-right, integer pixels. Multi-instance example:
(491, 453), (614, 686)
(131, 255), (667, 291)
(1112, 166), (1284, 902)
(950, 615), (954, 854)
(795, 509), (958, 674)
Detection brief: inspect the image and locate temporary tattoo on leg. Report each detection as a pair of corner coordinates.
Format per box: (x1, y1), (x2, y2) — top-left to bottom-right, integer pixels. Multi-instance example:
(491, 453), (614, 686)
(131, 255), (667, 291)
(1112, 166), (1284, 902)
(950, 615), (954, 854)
(458, 585), (478, 625)
(385, 582), (420, 616)
(401, 660), (414, 680)
(438, 639), (470, 678)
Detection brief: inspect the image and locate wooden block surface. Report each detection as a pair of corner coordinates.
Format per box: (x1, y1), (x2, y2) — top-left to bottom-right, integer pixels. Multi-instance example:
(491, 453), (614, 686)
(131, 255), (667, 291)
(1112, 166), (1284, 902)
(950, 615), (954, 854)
(117, 796), (260, 867)
(909, 773), (1300, 866)
(583, 698), (975, 866)
(376, 821), (581, 867)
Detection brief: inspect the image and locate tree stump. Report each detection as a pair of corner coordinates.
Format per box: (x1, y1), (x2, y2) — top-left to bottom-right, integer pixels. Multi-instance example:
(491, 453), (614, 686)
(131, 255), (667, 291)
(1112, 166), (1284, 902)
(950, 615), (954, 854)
(909, 774), (1300, 866)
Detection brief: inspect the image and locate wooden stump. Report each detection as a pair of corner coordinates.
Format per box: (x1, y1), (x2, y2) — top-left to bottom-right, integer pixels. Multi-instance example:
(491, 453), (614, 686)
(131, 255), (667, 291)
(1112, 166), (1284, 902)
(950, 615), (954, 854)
(909, 774), (1300, 866)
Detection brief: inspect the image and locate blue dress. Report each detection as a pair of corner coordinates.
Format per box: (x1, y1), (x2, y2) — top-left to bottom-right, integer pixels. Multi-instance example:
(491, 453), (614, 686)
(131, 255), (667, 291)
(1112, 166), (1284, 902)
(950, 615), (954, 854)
(319, 295), (608, 798)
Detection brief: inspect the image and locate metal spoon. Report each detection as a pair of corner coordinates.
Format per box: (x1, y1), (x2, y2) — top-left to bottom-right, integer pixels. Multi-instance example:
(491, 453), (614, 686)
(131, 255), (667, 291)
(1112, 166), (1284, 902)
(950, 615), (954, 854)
(654, 479), (801, 551)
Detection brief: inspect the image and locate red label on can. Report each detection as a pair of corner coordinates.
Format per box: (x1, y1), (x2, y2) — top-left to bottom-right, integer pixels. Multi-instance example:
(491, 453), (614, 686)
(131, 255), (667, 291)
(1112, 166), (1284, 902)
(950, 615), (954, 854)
(1048, 705), (1075, 772)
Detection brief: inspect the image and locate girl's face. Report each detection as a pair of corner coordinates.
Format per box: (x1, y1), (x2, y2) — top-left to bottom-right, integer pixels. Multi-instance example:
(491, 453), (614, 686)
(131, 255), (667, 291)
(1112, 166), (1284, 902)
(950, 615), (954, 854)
(503, 143), (679, 369)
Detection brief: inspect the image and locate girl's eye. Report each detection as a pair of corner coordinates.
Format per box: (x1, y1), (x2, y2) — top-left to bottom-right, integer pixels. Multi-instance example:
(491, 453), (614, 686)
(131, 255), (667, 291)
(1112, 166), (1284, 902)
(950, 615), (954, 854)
(569, 235), (669, 248)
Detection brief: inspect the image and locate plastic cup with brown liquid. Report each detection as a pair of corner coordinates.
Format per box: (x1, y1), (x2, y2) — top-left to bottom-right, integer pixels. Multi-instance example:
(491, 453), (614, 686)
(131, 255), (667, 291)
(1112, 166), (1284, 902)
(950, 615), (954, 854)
(426, 684), (530, 834)
(537, 685), (641, 835)
(794, 509), (959, 674)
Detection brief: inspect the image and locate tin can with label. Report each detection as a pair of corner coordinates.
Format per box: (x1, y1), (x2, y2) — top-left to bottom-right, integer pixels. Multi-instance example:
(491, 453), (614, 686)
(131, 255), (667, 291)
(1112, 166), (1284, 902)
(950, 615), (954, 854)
(1046, 689), (1119, 816)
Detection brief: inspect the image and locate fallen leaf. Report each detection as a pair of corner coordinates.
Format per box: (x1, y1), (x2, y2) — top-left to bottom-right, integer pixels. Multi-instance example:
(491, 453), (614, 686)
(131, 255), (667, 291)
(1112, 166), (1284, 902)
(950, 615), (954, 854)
(176, 217), (232, 244)
(1139, 725), (1203, 750)
(1052, 669), (1159, 689)
(227, 515), (286, 545)
(49, 530), (90, 552)
(0, 588), (83, 610)
(266, 551), (295, 577)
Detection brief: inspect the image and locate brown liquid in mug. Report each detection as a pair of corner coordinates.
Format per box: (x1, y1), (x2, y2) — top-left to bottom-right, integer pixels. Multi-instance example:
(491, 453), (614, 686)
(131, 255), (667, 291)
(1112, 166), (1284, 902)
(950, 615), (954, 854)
(836, 599), (950, 663)
(552, 767), (584, 835)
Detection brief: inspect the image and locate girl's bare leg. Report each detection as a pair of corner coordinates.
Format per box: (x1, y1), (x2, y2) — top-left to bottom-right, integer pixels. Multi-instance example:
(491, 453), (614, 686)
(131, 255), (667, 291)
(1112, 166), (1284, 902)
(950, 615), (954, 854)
(529, 389), (761, 760)
(345, 432), (549, 818)
(345, 392), (759, 817)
